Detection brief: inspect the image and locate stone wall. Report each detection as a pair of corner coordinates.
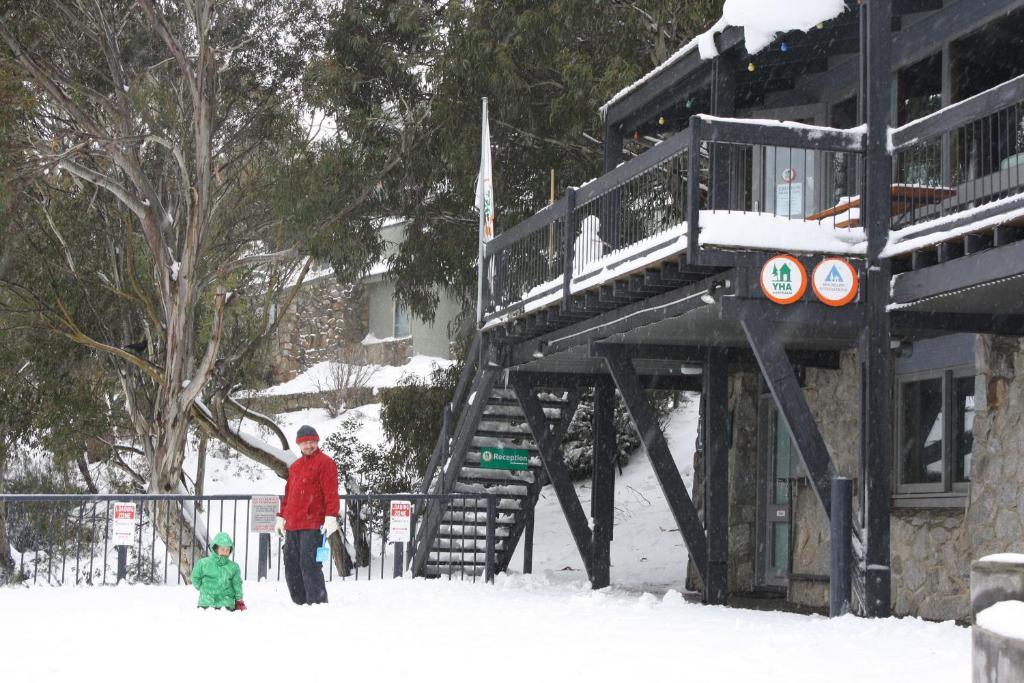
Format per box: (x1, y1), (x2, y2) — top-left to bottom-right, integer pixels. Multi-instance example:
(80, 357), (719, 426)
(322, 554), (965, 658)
(728, 371), (759, 594)
(891, 508), (969, 619)
(787, 351), (861, 609)
(270, 276), (372, 383)
(967, 336), (1024, 581)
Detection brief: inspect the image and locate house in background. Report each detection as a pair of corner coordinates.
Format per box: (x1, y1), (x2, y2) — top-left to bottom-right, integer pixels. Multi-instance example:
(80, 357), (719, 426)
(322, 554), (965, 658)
(269, 218), (464, 383)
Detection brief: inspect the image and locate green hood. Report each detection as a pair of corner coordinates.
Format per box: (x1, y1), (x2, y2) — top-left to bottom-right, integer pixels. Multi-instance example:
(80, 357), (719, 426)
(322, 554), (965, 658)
(210, 531), (234, 553)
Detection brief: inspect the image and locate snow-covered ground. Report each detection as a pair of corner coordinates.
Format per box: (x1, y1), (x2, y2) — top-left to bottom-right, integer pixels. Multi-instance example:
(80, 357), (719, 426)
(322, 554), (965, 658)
(0, 576), (969, 682)
(509, 394), (698, 591)
(253, 354), (452, 396)
(3, 390), (974, 680)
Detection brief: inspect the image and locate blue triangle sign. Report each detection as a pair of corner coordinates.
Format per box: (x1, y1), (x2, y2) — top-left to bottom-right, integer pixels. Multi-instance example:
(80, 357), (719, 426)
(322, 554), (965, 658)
(825, 265), (843, 283)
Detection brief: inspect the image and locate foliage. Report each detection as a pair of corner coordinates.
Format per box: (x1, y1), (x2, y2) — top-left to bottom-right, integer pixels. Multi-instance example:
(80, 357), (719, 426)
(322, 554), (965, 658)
(378, 363), (459, 476)
(308, 0), (724, 320)
(562, 390), (676, 480)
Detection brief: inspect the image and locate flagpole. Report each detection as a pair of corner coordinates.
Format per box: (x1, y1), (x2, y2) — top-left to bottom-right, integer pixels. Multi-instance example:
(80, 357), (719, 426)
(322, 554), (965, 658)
(476, 97), (488, 328)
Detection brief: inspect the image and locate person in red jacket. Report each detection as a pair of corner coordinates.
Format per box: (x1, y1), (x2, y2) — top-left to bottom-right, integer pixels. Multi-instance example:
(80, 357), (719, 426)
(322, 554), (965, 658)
(274, 425), (340, 605)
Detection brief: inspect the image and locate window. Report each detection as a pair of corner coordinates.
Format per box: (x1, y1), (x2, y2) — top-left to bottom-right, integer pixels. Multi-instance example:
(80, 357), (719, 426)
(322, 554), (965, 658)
(392, 302), (411, 338)
(896, 368), (975, 497)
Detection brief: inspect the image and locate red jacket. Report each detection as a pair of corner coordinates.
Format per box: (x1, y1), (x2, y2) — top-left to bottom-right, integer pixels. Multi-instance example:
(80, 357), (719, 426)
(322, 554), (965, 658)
(278, 449), (340, 531)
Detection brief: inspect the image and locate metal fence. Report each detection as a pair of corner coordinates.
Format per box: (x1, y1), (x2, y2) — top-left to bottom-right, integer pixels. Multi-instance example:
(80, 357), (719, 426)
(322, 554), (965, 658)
(0, 493), (498, 587)
(889, 73), (1024, 235)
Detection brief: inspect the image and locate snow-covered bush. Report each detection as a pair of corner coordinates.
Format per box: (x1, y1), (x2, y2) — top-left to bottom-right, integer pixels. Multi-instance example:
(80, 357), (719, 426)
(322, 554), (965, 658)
(561, 390), (674, 480)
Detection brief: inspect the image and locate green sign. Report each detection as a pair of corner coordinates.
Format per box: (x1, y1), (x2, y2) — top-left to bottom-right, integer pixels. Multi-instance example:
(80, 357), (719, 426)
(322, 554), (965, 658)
(479, 447), (529, 471)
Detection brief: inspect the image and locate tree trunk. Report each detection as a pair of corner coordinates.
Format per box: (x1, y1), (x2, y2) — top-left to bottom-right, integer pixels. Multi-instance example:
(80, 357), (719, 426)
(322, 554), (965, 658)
(152, 498), (205, 583)
(0, 446), (16, 583)
(194, 434), (208, 511)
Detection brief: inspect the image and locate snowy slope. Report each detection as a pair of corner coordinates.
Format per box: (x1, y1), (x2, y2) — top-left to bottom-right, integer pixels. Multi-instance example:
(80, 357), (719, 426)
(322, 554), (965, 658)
(509, 396), (699, 592)
(0, 578), (969, 683)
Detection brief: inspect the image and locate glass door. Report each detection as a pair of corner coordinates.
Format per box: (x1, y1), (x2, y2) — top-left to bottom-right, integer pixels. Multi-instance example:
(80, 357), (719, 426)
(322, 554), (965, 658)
(760, 406), (794, 589)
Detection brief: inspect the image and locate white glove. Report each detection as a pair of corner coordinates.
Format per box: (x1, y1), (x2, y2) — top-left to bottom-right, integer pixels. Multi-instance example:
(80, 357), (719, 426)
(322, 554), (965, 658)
(274, 516), (286, 538)
(323, 515), (340, 539)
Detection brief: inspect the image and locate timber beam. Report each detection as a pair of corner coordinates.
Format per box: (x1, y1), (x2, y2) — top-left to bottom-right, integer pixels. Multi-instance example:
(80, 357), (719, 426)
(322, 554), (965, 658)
(593, 344), (708, 583)
(740, 315), (837, 515)
(589, 342), (842, 371)
(892, 312), (1024, 337)
(509, 373), (594, 579)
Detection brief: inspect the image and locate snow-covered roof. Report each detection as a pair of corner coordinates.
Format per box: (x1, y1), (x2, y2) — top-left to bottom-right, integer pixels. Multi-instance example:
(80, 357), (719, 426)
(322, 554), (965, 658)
(601, 0), (848, 118)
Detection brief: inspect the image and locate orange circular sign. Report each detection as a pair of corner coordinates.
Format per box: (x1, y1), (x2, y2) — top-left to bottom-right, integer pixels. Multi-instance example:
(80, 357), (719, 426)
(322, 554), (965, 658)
(811, 258), (859, 307)
(759, 255), (807, 305)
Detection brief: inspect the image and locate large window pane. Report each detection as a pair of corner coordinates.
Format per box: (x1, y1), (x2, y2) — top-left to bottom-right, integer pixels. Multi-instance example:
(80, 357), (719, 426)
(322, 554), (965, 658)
(900, 378), (944, 485)
(393, 303), (411, 338)
(954, 376), (975, 483)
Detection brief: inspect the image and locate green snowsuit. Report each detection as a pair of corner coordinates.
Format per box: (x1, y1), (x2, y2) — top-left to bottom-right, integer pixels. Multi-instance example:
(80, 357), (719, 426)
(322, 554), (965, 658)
(191, 532), (243, 610)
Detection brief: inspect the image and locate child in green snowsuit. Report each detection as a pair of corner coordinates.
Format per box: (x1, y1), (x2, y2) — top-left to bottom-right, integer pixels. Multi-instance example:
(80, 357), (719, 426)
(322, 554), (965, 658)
(191, 532), (246, 611)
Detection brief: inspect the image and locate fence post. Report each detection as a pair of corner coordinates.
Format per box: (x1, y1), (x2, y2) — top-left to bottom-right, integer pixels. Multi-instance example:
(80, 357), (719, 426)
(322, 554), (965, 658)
(485, 495), (497, 584)
(258, 532), (270, 581)
(830, 477), (853, 617)
(393, 542), (405, 579)
(561, 187), (577, 313)
(116, 545), (127, 584)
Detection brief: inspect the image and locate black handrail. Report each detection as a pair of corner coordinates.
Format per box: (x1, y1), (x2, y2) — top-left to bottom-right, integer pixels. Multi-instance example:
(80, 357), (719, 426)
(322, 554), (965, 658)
(418, 332), (481, 495)
(890, 73), (1024, 150)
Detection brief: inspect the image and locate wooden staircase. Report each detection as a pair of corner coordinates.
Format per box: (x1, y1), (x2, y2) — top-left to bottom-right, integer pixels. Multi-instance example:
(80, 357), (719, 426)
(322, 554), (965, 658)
(412, 340), (578, 578)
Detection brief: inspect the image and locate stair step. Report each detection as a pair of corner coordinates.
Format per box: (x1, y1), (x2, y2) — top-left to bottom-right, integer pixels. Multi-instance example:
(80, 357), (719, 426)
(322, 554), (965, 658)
(432, 538), (505, 551)
(430, 551), (489, 563)
(438, 524), (510, 538)
(471, 436), (539, 450)
(487, 393), (569, 406)
(422, 565), (486, 577)
(457, 468), (536, 485)
(443, 504), (520, 518)
(475, 426), (534, 440)
(482, 406), (563, 420)
(452, 483), (529, 498)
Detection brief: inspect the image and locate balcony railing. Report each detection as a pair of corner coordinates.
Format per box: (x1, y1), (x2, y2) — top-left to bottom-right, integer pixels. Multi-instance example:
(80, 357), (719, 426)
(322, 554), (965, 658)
(887, 73), (1024, 256)
(479, 115), (868, 326)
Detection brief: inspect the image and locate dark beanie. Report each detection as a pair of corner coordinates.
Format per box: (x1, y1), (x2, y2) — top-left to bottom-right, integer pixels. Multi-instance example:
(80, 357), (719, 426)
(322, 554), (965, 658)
(296, 425), (319, 444)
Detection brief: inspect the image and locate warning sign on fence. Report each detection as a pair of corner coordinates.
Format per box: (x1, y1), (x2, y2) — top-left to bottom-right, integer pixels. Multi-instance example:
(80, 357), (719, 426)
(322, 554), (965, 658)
(389, 500), (412, 543)
(111, 502), (136, 547)
(250, 495), (281, 534)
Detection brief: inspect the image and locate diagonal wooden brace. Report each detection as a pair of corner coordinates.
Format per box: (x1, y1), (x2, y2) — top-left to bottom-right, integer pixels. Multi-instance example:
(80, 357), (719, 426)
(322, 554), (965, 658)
(741, 315), (837, 515)
(510, 373), (594, 578)
(594, 344), (708, 583)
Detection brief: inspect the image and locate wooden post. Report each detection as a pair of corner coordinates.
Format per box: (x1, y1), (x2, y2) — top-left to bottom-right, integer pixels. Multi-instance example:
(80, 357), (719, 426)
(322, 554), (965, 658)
(861, 0), (894, 618)
(703, 347), (729, 604)
(591, 378), (616, 589)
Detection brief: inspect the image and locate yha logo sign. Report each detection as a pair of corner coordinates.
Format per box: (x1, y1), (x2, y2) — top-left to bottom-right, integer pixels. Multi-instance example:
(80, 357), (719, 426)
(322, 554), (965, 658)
(760, 255), (807, 304)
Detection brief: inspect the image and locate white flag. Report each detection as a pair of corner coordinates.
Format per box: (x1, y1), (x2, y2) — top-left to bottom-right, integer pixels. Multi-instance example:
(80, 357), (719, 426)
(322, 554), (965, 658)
(475, 98), (495, 243)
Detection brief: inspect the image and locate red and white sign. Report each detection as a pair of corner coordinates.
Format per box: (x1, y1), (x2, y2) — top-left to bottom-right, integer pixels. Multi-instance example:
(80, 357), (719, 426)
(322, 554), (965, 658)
(111, 502), (137, 547)
(811, 258), (859, 307)
(250, 495), (281, 534)
(759, 255), (807, 305)
(389, 500), (413, 544)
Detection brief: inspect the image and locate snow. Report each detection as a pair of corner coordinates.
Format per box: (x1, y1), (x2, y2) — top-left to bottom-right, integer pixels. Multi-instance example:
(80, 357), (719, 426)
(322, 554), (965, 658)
(602, 1), (847, 115)
(722, 0), (847, 54)
(0, 576), (970, 682)
(699, 210), (867, 255)
(977, 601), (1024, 640)
(979, 553), (1024, 564)
(485, 206), (868, 328)
(882, 192), (1024, 257)
(361, 332), (413, 345)
(510, 396), (699, 590)
(251, 355), (453, 397)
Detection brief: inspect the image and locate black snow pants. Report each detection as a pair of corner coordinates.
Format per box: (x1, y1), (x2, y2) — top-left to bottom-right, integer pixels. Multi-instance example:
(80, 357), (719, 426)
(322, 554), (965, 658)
(284, 529), (328, 605)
